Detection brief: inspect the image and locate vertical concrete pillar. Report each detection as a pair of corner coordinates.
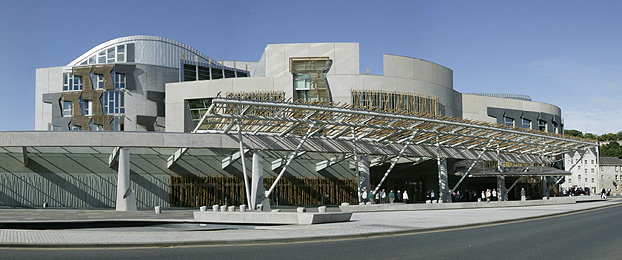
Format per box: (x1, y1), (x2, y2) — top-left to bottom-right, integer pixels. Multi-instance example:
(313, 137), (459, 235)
(116, 148), (137, 211)
(497, 176), (508, 201)
(359, 155), (371, 196)
(437, 158), (450, 203)
(251, 151), (270, 210)
(542, 176), (549, 199)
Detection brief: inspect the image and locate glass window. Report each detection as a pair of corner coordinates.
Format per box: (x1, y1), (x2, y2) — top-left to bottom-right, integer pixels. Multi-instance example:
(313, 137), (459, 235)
(107, 48), (115, 59)
(62, 100), (72, 117)
(591, 178), (594, 183)
(63, 73), (69, 91)
(503, 116), (514, 127)
(538, 120), (546, 132)
(98, 75), (104, 89)
(521, 118), (531, 129)
(585, 169), (588, 173)
(591, 168), (594, 173)
(98, 50), (107, 63)
(591, 160), (594, 164)
(88, 56), (95, 64)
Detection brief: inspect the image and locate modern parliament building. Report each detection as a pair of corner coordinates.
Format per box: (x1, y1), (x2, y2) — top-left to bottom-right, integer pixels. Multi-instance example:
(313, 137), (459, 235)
(18, 35), (592, 209)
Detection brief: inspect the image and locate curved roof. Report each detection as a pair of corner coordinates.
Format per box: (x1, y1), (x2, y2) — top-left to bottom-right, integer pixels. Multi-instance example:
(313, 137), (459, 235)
(67, 35), (213, 68)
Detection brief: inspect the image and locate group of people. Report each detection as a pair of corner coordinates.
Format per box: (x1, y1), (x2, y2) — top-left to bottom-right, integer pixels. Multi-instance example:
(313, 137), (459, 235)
(361, 188), (410, 204)
(562, 187), (591, 196)
(481, 188), (500, 202)
(450, 190), (482, 202)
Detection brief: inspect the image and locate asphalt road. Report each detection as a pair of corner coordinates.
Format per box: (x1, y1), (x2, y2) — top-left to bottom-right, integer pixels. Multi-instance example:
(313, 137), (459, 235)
(2, 204), (621, 260)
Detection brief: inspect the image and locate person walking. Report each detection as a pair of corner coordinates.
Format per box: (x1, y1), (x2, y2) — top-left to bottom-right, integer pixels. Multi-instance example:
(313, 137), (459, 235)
(403, 190), (409, 204)
(397, 190), (402, 202)
(388, 190), (395, 203)
(368, 190), (375, 204)
(362, 188), (368, 204)
(381, 189), (387, 203)
(492, 189), (497, 201)
(375, 191), (380, 203)
(486, 189), (491, 202)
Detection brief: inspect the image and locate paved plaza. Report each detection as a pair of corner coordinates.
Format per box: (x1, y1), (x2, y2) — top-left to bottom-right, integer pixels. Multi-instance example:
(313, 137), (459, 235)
(0, 198), (620, 248)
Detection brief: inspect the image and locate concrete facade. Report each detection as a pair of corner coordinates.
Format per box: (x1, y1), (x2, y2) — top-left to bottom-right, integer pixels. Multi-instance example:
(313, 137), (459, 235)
(25, 36), (582, 209)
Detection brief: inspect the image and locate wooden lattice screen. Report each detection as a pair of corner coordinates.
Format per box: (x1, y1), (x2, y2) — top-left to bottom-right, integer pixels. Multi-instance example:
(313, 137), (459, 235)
(170, 175), (357, 207)
(351, 90), (440, 116)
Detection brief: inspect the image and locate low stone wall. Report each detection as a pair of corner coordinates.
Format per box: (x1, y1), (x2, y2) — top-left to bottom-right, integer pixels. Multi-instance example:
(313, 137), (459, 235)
(339, 197), (580, 213)
(193, 211), (352, 225)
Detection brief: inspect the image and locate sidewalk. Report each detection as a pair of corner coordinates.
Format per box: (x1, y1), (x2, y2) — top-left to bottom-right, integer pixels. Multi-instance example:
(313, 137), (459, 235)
(0, 199), (620, 248)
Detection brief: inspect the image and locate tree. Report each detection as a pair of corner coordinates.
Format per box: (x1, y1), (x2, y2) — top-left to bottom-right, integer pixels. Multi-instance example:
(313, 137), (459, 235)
(600, 142), (622, 158)
(598, 133), (617, 141)
(583, 133), (598, 140)
(564, 129), (583, 138)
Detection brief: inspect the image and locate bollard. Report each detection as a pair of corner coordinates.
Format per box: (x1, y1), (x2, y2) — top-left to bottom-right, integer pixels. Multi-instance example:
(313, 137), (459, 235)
(155, 206), (161, 214)
(318, 206), (327, 213)
(296, 207), (306, 213)
(240, 205), (247, 212)
(220, 205), (227, 212)
(43, 202), (48, 209)
(228, 206), (235, 212)
(200, 206), (206, 212)
(341, 202), (350, 206)
(426, 200), (431, 204)
(366, 202), (372, 205)
(212, 205), (219, 212)
(256, 204), (264, 211)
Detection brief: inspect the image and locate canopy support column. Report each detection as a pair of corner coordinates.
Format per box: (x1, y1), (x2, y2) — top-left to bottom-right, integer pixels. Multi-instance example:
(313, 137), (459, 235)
(497, 176), (507, 201)
(437, 136), (450, 203)
(250, 151), (269, 210)
(352, 127), (361, 204)
(116, 148), (136, 211)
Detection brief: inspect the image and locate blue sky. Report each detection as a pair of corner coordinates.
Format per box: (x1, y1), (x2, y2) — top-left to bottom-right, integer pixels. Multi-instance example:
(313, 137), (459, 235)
(1, 0), (621, 134)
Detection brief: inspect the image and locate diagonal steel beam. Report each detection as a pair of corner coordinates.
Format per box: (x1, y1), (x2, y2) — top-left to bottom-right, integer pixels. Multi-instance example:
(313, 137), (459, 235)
(451, 139), (494, 193)
(372, 130), (418, 195)
(265, 123), (316, 199)
(237, 120), (252, 208)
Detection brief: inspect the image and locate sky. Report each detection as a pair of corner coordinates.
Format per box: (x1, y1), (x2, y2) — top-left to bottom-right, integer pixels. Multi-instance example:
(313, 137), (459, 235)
(1, 0), (621, 135)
